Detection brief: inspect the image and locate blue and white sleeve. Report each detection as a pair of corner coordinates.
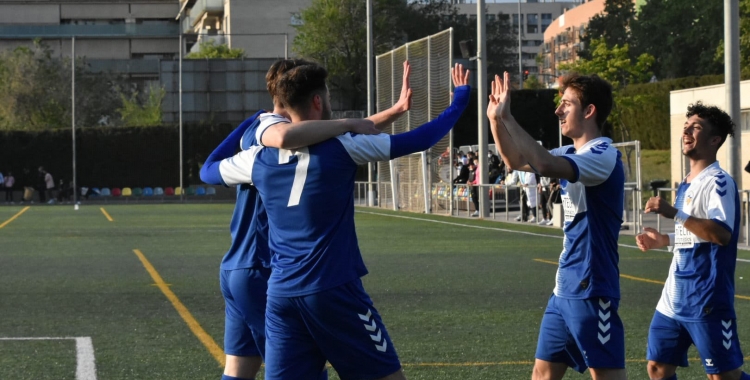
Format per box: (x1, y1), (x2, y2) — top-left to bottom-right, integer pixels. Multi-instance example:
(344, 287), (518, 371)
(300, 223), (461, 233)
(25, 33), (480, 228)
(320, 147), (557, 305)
(706, 175), (737, 233)
(200, 110), (264, 185)
(334, 85), (471, 165)
(559, 144), (618, 186)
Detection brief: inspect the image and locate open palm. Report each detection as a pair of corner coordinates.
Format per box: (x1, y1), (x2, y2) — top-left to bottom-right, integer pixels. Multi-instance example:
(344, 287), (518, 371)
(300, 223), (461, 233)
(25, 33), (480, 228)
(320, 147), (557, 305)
(487, 72), (512, 121)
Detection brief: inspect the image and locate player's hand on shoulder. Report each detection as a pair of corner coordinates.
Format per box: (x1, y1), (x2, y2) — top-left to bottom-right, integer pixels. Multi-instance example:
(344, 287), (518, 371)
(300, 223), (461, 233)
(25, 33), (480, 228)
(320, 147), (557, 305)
(346, 119), (379, 135)
(451, 63), (470, 88)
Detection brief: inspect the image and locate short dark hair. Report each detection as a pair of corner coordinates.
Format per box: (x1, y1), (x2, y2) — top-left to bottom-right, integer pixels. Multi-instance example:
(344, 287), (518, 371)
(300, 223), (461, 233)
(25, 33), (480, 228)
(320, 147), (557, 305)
(265, 59), (315, 98)
(559, 73), (613, 130)
(275, 63), (328, 112)
(686, 101), (735, 147)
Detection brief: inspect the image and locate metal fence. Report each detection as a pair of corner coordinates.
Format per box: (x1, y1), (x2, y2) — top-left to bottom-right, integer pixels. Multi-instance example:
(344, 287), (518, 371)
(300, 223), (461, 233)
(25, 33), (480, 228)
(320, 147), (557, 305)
(375, 28), (452, 213)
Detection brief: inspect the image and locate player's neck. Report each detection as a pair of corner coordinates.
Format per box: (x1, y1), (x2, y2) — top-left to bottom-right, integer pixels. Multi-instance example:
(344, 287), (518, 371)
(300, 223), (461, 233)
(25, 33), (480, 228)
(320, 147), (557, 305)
(686, 156), (716, 182)
(571, 127), (601, 151)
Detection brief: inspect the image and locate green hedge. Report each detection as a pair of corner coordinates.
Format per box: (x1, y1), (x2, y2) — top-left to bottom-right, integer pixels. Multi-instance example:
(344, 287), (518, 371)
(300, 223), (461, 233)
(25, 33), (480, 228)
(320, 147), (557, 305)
(618, 74), (724, 149)
(0, 124), (235, 190)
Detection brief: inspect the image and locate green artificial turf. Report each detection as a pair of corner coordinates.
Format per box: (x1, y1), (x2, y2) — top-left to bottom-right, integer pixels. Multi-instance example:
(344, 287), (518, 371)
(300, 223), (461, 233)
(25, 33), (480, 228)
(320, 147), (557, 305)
(1, 204), (748, 379)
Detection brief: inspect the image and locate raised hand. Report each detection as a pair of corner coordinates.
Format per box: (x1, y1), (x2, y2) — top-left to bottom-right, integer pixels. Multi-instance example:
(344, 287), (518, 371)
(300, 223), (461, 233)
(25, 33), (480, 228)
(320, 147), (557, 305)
(451, 63), (470, 88)
(489, 72), (512, 121)
(635, 227), (667, 252)
(393, 61), (412, 114)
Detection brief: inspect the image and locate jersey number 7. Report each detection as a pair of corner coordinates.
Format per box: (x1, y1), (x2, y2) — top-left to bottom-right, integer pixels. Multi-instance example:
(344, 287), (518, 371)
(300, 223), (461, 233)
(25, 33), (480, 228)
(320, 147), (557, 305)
(279, 148), (310, 207)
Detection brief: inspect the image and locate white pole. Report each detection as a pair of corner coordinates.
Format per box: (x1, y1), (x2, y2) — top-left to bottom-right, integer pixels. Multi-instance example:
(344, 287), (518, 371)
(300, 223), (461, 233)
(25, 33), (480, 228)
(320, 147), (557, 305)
(284, 33), (288, 60)
(448, 28), (454, 215)
(725, 0), (742, 184)
(179, 32), (184, 202)
(367, 0), (375, 206)
(478, 0), (489, 217)
(72, 36), (78, 210)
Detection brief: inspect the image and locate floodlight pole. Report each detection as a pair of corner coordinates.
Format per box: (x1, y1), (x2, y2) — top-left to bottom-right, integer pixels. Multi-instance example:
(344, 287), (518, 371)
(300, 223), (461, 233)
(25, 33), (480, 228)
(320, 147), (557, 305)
(477, 0), (489, 217)
(366, 0), (375, 206)
(72, 36), (78, 209)
(725, 0), (742, 184)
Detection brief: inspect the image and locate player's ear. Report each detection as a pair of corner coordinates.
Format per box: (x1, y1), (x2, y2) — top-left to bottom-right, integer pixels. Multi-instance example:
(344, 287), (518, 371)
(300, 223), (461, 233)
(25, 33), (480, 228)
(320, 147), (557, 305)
(584, 104), (596, 119)
(312, 94), (322, 112)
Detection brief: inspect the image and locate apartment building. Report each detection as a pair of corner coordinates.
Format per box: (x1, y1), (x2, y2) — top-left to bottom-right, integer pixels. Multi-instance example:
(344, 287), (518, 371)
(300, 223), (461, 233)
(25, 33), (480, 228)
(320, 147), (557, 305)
(453, 0), (580, 77)
(0, 0), (179, 61)
(178, 0), (309, 59)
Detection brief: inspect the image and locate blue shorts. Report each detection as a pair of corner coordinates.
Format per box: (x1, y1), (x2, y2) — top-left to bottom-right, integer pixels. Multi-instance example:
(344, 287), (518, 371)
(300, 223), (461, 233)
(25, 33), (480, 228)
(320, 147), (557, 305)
(535, 294), (625, 373)
(264, 279), (401, 380)
(647, 311), (744, 374)
(219, 267), (271, 357)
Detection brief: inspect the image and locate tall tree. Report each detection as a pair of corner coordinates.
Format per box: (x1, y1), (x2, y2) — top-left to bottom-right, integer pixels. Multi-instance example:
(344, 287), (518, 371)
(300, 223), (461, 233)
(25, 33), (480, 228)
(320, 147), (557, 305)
(293, 0), (517, 109)
(631, 0), (723, 79)
(0, 40), (126, 130)
(579, 0), (635, 60)
(559, 38), (655, 142)
(714, 0), (750, 78)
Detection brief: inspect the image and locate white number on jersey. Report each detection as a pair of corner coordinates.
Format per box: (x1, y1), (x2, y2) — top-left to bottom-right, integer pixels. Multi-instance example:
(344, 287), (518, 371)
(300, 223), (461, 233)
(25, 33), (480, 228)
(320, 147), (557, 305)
(279, 148), (310, 207)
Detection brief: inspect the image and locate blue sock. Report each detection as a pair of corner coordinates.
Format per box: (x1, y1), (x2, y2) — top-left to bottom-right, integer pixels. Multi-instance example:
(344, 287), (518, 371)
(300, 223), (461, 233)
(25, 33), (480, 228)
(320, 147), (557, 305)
(221, 375), (252, 380)
(740, 372), (750, 380)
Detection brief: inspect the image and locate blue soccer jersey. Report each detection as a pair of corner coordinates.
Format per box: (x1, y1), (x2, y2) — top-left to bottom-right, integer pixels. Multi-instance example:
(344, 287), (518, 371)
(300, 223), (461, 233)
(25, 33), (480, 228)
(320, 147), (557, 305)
(548, 137), (625, 299)
(205, 86), (470, 297)
(657, 161), (740, 321)
(219, 112), (289, 271)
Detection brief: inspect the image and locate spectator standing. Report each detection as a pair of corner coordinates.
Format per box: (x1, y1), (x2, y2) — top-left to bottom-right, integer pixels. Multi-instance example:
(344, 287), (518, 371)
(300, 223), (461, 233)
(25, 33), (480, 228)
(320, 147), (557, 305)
(453, 161), (469, 184)
(0, 171), (4, 195)
(44, 169), (55, 204)
(37, 167), (47, 203)
(4, 172), (14, 203)
(467, 161), (480, 216)
(537, 176), (553, 225)
(511, 170), (537, 222)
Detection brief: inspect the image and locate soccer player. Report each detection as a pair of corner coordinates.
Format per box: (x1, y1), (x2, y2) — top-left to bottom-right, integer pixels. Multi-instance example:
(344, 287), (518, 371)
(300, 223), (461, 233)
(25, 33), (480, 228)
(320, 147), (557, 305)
(487, 71), (626, 380)
(635, 102), (746, 380)
(201, 62), (469, 380)
(214, 59), (413, 380)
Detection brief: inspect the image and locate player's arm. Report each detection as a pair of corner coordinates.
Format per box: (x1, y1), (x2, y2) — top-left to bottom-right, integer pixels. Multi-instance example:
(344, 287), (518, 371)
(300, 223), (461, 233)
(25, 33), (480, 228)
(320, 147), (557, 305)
(389, 64), (470, 159)
(488, 72), (575, 181)
(367, 61), (412, 130)
(260, 118), (379, 150)
(259, 61), (412, 149)
(200, 111), (264, 186)
(644, 196), (732, 246)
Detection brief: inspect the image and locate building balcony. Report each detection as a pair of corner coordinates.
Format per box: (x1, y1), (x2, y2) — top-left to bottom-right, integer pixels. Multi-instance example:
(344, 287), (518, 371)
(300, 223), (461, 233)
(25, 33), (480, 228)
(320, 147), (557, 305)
(189, 0), (224, 28)
(0, 24), (178, 39)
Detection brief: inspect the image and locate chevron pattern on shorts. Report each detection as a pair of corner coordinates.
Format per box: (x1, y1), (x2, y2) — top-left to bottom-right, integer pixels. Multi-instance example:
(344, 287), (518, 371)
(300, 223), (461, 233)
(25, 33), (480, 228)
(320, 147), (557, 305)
(358, 309), (387, 352)
(598, 298), (611, 344)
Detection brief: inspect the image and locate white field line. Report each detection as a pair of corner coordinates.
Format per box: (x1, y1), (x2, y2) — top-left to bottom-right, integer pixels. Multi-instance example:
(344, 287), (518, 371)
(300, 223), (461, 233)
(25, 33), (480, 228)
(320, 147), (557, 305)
(0, 337), (97, 380)
(354, 210), (750, 258)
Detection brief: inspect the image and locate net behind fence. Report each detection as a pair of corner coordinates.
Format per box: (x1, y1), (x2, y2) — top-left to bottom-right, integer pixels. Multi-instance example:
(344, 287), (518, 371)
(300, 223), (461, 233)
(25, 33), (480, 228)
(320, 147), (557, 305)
(375, 28), (452, 213)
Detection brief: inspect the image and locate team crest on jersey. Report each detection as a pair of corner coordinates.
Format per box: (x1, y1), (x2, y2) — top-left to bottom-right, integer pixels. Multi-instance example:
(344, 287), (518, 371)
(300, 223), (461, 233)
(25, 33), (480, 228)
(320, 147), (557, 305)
(686, 192), (694, 206)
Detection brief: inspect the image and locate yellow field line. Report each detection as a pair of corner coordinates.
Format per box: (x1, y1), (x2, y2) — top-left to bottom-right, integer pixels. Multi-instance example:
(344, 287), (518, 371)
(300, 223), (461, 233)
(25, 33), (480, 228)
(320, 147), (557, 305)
(132, 249), (224, 367)
(100, 207), (114, 222)
(0, 206), (30, 229)
(535, 258), (750, 302)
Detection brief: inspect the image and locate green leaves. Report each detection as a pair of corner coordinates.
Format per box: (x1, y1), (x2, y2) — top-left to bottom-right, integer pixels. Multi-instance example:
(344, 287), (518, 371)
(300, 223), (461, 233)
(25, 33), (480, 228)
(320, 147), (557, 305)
(185, 40), (245, 59)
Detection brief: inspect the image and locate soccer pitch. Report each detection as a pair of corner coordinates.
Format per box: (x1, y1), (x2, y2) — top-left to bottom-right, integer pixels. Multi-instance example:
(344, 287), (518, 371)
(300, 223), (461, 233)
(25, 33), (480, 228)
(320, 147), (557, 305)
(2, 204), (750, 379)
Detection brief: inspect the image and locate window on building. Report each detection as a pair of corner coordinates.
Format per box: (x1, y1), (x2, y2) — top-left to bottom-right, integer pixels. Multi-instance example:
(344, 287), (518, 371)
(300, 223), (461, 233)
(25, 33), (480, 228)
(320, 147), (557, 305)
(541, 13), (552, 33)
(512, 14), (524, 30)
(742, 110), (750, 131)
(487, 14), (496, 22)
(527, 13), (539, 34)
